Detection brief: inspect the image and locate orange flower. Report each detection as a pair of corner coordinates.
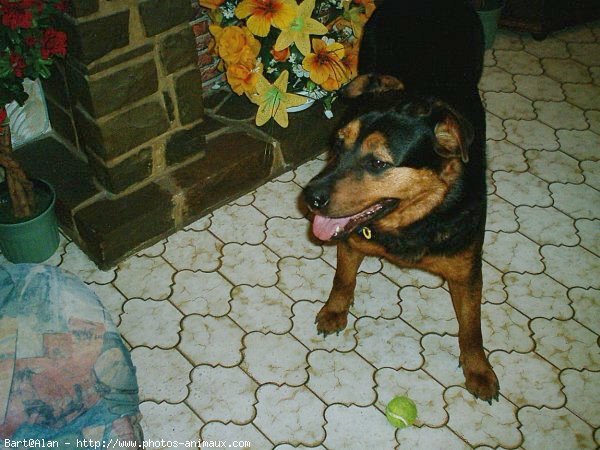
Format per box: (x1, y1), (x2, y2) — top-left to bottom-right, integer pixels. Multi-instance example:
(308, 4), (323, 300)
(227, 62), (263, 95)
(235, 0), (297, 37)
(199, 0), (225, 10)
(270, 46), (290, 62)
(342, 41), (359, 80)
(302, 38), (348, 91)
(210, 25), (260, 66)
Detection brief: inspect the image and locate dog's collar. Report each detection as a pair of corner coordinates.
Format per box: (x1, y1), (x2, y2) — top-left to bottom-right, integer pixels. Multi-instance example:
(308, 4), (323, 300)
(356, 226), (373, 240)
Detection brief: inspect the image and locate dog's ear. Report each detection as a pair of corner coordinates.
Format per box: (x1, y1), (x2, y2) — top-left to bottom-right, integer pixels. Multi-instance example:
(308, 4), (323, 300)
(433, 103), (474, 164)
(342, 74), (405, 98)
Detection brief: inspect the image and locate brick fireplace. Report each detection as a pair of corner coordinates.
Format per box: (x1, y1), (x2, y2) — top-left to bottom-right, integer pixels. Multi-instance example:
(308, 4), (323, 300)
(14, 0), (343, 269)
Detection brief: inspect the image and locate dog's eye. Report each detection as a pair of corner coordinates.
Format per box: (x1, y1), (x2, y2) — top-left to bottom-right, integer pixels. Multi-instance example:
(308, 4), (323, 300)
(367, 158), (391, 172)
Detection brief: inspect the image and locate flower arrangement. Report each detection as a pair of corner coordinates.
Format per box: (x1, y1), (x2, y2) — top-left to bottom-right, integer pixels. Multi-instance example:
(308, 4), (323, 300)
(0, 0), (67, 218)
(200, 0), (375, 127)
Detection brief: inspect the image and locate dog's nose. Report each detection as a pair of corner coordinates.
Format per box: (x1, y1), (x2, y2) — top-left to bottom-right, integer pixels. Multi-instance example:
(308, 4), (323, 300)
(304, 185), (330, 210)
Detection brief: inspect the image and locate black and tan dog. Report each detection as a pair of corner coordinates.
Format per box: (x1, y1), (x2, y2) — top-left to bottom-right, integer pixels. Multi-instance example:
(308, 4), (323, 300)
(303, 0), (499, 402)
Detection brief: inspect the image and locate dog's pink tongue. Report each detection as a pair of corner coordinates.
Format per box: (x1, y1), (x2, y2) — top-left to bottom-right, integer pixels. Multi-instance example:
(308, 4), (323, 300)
(312, 215), (353, 241)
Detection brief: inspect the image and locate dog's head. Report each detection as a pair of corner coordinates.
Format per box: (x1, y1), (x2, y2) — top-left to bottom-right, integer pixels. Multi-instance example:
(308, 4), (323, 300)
(304, 74), (474, 241)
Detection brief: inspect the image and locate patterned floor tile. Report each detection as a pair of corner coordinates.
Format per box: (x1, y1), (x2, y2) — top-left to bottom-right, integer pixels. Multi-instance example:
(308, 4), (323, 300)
(139, 401), (202, 442)
(395, 426), (470, 450)
(530, 318), (600, 369)
(484, 92), (535, 120)
(494, 171), (552, 207)
(479, 66), (515, 92)
(264, 217), (322, 259)
(445, 386), (521, 448)
(179, 315), (244, 366)
(489, 351), (563, 408)
(560, 369), (600, 428)
(277, 256), (335, 301)
(290, 300), (358, 351)
(119, 298), (182, 349)
(187, 365), (258, 424)
(535, 100), (588, 130)
(170, 270), (233, 316)
(130, 347), (191, 402)
(487, 193), (519, 233)
(563, 83), (600, 110)
(220, 243), (280, 287)
(556, 129), (600, 161)
(229, 285), (294, 334)
(201, 423), (272, 450)
(355, 317), (423, 370)
(525, 149), (584, 184)
(483, 231), (544, 274)
(351, 272), (401, 319)
(420, 334), (464, 388)
(60, 241), (116, 284)
(515, 205), (579, 246)
(163, 229), (222, 272)
(495, 50), (542, 75)
(522, 36), (569, 58)
(541, 244), (600, 288)
(504, 272), (572, 320)
(504, 119), (560, 150)
(253, 179), (307, 219)
(542, 57), (592, 83)
(88, 282), (127, 325)
(568, 287), (600, 334)
(114, 256), (174, 300)
(242, 332), (308, 386)
(210, 203), (267, 245)
(581, 160), (600, 189)
(518, 406), (596, 450)
(375, 368), (447, 427)
(254, 384), (326, 447)
(399, 286), (457, 335)
(323, 405), (397, 450)
(486, 139), (528, 172)
(551, 182), (600, 219)
(481, 302), (533, 352)
(514, 73), (565, 101)
(308, 350), (376, 406)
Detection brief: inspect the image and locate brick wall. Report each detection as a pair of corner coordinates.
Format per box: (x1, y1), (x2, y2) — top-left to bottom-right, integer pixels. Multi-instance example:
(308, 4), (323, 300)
(46, 0), (204, 194)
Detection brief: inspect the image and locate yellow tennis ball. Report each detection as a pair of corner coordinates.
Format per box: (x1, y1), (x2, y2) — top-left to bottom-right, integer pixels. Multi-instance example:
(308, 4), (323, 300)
(386, 396), (417, 428)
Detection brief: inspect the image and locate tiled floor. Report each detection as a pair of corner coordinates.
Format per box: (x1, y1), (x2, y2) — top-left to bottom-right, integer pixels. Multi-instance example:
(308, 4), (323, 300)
(4, 25), (600, 449)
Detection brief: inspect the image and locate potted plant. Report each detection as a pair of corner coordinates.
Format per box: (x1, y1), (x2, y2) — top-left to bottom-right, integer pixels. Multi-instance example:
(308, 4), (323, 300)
(471, 0), (505, 49)
(199, 0), (375, 127)
(0, 0), (67, 263)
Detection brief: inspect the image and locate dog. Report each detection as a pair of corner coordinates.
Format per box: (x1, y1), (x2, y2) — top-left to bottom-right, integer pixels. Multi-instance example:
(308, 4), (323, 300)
(303, 0), (500, 402)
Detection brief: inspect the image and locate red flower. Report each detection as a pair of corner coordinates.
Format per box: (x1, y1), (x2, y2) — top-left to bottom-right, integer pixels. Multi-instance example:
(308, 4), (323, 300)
(54, 0), (68, 12)
(24, 35), (38, 47)
(0, 108), (7, 131)
(1, 6), (33, 29)
(41, 28), (67, 59)
(10, 53), (27, 77)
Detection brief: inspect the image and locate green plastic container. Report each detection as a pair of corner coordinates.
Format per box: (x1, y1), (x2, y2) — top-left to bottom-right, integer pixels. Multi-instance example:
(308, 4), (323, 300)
(477, 0), (505, 50)
(0, 179), (60, 263)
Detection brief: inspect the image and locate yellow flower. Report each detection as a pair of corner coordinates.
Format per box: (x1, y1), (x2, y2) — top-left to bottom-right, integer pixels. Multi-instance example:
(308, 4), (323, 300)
(248, 71), (307, 127)
(302, 38), (348, 90)
(209, 25), (261, 66)
(199, 0), (225, 10)
(342, 41), (359, 80)
(274, 0), (328, 56)
(227, 62), (263, 95)
(235, 0), (297, 37)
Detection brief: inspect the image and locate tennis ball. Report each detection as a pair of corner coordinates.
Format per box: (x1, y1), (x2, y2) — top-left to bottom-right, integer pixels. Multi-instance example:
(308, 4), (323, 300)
(385, 396), (417, 428)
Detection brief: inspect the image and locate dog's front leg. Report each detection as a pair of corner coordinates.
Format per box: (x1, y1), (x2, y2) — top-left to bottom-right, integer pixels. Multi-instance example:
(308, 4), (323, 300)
(316, 241), (365, 335)
(447, 256), (500, 402)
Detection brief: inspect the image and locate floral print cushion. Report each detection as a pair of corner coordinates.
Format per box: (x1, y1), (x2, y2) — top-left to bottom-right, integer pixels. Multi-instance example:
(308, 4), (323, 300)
(0, 264), (141, 446)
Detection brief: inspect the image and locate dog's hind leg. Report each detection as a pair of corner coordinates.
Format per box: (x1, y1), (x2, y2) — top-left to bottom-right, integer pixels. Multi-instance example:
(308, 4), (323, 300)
(446, 254), (500, 403)
(316, 241), (365, 336)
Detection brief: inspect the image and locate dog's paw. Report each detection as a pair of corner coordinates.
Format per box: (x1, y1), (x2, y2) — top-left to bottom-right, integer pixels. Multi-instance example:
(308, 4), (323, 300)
(315, 306), (349, 336)
(461, 357), (500, 403)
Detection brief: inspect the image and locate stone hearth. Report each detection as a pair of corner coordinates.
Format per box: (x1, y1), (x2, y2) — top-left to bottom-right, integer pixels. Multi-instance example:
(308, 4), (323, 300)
(13, 0), (344, 269)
